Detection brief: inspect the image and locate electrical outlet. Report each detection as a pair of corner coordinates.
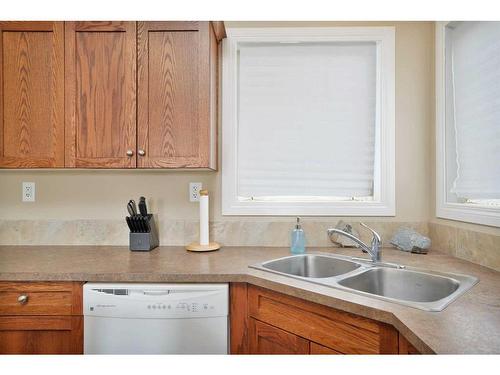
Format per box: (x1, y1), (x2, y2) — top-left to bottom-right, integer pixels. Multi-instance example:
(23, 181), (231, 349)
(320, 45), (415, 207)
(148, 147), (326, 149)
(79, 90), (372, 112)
(189, 182), (203, 202)
(22, 182), (35, 202)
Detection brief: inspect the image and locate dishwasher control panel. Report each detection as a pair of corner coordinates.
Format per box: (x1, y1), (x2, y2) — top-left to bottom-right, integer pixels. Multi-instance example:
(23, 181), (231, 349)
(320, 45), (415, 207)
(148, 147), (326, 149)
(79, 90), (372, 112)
(146, 301), (215, 312)
(84, 283), (228, 319)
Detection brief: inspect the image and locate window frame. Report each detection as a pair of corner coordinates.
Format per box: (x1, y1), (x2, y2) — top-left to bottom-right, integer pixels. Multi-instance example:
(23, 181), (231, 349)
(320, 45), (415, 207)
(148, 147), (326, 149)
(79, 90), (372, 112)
(435, 21), (500, 227)
(221, 27), (395, 216)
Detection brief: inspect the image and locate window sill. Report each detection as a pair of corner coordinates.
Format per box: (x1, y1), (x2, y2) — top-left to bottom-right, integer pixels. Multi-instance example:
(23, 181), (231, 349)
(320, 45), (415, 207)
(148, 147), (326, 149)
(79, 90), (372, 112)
(436, 203), (500, 227)
(222, 200), (395, 216)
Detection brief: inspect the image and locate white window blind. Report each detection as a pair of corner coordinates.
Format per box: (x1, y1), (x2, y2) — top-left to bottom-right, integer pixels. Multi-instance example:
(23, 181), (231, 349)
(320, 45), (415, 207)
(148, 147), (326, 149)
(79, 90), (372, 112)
(446, 22), (500, 200)
(237, 42), (377, 199)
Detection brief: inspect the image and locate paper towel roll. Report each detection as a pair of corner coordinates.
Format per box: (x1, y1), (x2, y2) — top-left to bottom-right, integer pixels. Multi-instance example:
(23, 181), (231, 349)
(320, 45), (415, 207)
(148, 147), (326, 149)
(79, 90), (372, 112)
(199, 190), (209, 246)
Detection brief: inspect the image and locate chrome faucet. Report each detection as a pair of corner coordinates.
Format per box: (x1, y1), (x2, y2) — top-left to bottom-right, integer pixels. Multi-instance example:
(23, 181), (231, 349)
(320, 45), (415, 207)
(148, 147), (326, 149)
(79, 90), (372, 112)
(327, 223), (382, 262)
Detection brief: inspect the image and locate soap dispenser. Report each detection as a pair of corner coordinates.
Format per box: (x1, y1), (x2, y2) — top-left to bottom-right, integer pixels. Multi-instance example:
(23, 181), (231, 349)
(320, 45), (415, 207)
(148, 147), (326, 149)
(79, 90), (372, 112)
(290, 217), (306, 254)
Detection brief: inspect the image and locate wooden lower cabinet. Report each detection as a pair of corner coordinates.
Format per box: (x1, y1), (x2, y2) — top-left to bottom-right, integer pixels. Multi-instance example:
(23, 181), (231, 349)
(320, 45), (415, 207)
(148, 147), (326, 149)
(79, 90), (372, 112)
(231, 283), (407, 355)
(0, 316), (82, 354)
(249, 318), (309, 354)
(0, 281), (420, 355)
(399, 334), (421, 355)
(310, 342), (341, 355)
(0, 281), (83, 354)
(249, 318), (342, 355)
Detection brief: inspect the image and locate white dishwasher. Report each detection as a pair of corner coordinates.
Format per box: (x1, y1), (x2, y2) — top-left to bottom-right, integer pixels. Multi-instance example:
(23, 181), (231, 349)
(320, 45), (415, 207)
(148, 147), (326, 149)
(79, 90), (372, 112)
(83, 283), (228, 354)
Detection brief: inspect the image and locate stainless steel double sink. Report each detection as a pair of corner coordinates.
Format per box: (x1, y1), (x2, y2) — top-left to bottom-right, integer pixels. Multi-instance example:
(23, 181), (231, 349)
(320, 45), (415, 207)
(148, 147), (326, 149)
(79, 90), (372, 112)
(250, 253), (478, 311)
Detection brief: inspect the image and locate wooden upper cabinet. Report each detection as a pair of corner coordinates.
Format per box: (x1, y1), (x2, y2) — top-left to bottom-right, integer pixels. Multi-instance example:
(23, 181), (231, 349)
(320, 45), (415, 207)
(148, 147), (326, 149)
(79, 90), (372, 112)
(1, 21), (223, 169)
(64, 22), (137, 168)
(137, 22), (218, 169)
(0, 22), (64, 168)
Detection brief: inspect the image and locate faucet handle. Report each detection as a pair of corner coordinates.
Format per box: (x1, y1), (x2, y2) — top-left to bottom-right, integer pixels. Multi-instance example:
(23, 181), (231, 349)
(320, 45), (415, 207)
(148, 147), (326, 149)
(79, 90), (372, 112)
(360, 222), (381, 243)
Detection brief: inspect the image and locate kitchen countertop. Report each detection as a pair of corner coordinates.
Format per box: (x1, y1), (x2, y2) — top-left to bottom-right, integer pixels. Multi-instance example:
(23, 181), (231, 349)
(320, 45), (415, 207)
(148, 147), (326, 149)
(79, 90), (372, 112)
(0, 245), (499, 354)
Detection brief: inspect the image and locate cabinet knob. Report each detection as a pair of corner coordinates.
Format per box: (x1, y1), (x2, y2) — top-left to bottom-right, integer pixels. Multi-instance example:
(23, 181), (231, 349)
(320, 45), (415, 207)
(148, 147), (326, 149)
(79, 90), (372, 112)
(138, 149), (146, 156)
(126, 150), (134, 157)
(17, 294), (28, 305)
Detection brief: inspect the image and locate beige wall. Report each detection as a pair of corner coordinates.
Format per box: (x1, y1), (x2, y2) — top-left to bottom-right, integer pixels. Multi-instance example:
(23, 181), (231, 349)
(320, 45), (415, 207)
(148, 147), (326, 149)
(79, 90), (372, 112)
(1, 21), (498, 269)
(0, 21), (435, 225)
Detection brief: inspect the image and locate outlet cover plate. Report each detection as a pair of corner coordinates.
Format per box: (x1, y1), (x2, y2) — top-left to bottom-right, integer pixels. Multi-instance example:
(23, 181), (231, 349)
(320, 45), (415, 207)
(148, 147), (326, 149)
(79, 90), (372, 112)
(22, 182), (35, 202)
(189, 182), (203, 202)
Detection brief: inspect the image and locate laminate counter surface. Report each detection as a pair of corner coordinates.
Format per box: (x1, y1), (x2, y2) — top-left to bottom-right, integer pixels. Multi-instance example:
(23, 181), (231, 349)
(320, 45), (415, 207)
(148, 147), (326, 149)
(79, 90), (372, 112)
(1, 245), (499, 354)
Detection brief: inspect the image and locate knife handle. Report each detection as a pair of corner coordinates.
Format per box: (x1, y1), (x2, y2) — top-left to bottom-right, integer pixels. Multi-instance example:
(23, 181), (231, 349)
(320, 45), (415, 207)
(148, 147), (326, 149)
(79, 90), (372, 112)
(138, 196), (148, 217)
(125, 217), (134, 232)
(127, 200), (138, 216)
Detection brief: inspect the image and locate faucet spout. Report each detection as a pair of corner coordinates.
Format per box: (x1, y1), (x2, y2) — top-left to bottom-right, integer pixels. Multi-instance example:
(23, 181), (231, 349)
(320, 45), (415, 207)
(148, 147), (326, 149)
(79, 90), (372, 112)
(327, 223), (381, 262)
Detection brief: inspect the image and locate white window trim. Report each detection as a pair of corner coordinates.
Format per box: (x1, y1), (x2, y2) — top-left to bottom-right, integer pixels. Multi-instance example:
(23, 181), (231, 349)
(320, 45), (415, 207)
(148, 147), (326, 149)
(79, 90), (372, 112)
(222, 27), (395, 216)
(435, 21), (500, 227)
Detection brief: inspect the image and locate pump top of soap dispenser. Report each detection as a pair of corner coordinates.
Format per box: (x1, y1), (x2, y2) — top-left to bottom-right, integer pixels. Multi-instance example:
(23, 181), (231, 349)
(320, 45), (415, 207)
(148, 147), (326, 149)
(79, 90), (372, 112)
(291, 217), (306, 254)
(295, 217), (302, 230)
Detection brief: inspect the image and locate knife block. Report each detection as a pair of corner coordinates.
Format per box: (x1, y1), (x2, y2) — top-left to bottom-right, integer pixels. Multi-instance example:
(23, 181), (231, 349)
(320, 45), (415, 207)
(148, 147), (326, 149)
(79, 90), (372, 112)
(129, 214), (159, 251)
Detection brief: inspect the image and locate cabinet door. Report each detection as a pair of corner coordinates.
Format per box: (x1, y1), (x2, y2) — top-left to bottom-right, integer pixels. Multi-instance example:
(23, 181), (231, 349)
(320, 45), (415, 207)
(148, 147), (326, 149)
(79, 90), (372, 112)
(65, 22), (136, 168)
(248, 285), (396, 354)
(249, 318), (309, 354)
(310, 342), (341, 354)
(137, 22), (217, 169)
(0, 282), (83, 354)
(0, 22), (64, 168)
(0, 316), (82, 354)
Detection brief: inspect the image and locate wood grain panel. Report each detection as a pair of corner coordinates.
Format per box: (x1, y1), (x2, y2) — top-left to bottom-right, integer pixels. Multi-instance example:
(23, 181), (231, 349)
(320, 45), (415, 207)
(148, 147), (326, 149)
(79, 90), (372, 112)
(230, 283), (249, 354)
(0, 282), (83, 354)
(0, 291), (72, 315)
(0, 281), (76, 292)
(70, 316), (83, 354)
(399, 334), (421, 354)
(140, 21), (199, 31)
(209, 23), (219, 169)
(310, 342), (341, 354)
(0, 316), (82, 354)
(75, 32), (127, 158)
(0, 330), (72, 354)
(137, 21), (216, 169)
(249, 318), (309, 354)
(248, 285), (381, 354)
(0, 22), (54, 31)
(249, 285), (380, 333)
(0, 316), (72, 330)
(0, 281), (83, 316)
(71, 281), (83, 315)
(65, 21), (136, 168)
(211, 21), (226, 42)
(0, 22), (64, 168)
(74, 21), (130, 31)
(379, 323), (399, 354)
(148, 31), (198, 159)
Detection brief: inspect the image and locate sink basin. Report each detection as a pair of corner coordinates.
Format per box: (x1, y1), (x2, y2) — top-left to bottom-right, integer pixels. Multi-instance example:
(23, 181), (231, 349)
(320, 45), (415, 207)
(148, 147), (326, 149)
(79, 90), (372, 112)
(259, 254), (361, 278)
(338, 267), (460, 303)
(250, 252), (478, 311)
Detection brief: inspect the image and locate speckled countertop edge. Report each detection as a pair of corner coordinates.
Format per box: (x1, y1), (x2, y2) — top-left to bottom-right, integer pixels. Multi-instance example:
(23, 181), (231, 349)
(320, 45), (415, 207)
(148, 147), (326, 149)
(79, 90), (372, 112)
(1, 245), (499, 354)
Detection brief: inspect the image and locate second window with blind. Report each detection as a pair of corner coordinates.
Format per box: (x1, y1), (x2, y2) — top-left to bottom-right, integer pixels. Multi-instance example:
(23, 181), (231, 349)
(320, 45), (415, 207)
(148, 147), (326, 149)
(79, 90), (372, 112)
(436, 21), (500, 227)
(222, 27), (395, 216)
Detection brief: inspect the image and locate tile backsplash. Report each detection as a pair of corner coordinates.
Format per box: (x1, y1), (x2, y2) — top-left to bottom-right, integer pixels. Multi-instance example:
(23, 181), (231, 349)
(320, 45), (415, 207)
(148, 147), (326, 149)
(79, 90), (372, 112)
(0, 219), (427, 248)
(429, 222), (500, 272)
(2, 218), (498, 271)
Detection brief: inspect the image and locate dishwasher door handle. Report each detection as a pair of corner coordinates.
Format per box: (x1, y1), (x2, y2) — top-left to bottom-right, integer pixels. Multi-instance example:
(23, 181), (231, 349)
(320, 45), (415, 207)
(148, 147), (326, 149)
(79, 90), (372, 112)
(142, 290), (170, 296)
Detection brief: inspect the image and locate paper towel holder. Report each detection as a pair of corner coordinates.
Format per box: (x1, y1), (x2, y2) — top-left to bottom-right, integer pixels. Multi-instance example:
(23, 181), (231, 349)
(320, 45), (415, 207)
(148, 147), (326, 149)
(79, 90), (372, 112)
(185, 189), (221, 252)
(185, 242), (221, 252)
